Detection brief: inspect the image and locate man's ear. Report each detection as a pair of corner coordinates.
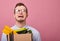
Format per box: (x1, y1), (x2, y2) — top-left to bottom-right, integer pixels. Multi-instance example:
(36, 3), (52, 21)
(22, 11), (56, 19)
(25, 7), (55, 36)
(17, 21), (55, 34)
(26, 13), (28, 18)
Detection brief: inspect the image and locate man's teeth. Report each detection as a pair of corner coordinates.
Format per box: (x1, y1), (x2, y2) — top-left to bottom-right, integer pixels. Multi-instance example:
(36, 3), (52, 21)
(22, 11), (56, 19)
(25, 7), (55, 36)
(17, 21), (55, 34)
(18, 16), (23, 17)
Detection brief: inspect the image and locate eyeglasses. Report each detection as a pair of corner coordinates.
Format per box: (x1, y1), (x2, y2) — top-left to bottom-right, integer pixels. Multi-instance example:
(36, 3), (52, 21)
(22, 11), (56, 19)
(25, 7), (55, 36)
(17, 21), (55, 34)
(15, 9), (26, 13)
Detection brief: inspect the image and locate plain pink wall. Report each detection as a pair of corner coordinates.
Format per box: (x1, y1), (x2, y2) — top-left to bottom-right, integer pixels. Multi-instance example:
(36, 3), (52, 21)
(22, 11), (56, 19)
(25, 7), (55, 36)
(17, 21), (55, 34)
(0, 0), (60, 41)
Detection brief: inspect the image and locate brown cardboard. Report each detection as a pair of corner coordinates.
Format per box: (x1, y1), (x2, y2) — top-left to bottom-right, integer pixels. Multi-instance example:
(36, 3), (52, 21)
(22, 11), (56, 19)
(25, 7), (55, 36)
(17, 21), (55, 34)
(14, 33), (32, 41)
(7, 33), (33, 41)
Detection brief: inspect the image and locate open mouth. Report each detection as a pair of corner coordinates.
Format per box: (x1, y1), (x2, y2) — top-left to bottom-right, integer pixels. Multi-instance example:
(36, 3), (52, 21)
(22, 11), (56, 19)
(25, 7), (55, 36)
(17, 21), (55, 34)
(18, 16), (23, 18)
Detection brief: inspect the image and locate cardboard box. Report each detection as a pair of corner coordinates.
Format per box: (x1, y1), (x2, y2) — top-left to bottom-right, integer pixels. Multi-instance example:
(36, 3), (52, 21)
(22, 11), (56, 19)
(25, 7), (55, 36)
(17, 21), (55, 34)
(7, 33), (33, 41)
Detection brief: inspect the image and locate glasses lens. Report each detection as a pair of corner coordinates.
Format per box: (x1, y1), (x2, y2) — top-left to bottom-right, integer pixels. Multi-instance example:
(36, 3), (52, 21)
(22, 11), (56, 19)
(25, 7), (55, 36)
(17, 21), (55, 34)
(16, 9), (26, 13)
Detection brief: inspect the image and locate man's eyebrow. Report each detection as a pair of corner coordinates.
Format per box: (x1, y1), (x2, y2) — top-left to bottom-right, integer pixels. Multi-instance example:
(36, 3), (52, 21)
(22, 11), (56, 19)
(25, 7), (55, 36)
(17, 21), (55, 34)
(15, 9), (26, 10)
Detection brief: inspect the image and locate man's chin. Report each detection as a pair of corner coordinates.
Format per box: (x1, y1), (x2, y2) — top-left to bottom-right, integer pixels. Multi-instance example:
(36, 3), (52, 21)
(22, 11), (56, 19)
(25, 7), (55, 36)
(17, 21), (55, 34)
(16, 19), (24, 22)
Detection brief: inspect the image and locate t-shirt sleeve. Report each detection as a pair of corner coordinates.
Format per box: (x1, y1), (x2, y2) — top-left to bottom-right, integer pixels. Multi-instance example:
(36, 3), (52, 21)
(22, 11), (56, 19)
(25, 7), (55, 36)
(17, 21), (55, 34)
(1, 33), (7, 41)
(35, 32), (41, 41)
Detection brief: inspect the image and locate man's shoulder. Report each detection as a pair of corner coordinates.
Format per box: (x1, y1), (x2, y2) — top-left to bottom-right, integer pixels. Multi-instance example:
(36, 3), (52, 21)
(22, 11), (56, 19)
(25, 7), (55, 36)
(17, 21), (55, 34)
(11, 25), (40, 34)
(11, 25), (18, 30)
(26, 25), (40, 34)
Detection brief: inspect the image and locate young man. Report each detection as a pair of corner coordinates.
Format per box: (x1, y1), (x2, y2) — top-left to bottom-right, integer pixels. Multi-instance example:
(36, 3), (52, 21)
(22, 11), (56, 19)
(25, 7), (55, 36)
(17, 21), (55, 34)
(1, 3), (41, 41)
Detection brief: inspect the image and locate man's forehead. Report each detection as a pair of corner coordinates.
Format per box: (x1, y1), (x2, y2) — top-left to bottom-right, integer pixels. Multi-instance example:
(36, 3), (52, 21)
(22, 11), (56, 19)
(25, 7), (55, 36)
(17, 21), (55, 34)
(15, 6), (26, 10)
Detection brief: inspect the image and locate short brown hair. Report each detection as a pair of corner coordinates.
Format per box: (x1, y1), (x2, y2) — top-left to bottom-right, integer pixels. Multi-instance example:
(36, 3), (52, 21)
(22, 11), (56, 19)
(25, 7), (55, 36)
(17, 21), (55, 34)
(14, 3), (28, 14)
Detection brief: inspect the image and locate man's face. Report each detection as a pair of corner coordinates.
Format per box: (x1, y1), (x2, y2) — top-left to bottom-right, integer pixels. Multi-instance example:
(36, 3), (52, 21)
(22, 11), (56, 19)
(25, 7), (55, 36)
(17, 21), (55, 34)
(14, 6), (28, 22)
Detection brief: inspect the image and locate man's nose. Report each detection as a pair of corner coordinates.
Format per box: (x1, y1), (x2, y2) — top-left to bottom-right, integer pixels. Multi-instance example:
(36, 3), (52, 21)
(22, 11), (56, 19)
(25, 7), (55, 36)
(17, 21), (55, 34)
(19, 11), (23, 14)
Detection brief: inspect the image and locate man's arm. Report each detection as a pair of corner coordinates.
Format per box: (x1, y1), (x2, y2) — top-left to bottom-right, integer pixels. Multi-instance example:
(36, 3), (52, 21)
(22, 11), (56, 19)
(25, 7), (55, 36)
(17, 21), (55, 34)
(35, 32), (41, 41)
(1, 33), (7, 41)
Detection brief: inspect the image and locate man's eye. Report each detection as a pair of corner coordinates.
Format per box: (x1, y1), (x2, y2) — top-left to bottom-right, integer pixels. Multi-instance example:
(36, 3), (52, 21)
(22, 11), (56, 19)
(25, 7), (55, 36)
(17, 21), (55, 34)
(18, 10), (20, 12)
(22, 10), (26, 12)
(16, 10), (20, 12)
(22, 10), (25, 12)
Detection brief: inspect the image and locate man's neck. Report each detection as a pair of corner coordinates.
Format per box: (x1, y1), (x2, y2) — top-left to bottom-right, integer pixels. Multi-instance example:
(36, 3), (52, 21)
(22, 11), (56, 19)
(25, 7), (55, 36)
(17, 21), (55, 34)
(16, 21), (26, 28)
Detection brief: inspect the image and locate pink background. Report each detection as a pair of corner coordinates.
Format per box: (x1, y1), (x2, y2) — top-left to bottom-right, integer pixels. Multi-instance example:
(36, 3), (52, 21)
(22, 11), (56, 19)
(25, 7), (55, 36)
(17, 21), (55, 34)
(0, 0), (60, 41)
